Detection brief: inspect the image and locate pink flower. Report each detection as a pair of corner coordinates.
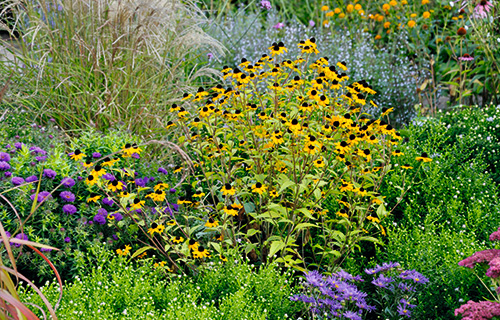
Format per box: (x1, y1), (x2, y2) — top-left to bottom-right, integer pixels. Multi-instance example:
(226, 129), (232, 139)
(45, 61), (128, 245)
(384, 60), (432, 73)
(207, 53), (213, 60)
(309, 20), (315, 27)
(486, 256), (500, 278)
(459, 53), (474, 61)
(273, 22), (285, 29)
(490, 227), (500, 241)
(455, 300), (500, 320)
(458, 249), (500, 268)
(260, 0), (272, 10)
(474, 0), (493, 18)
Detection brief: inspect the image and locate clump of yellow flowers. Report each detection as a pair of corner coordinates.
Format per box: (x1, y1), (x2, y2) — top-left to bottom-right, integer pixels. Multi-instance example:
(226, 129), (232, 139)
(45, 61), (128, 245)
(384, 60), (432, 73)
(171, 38), (408, 270)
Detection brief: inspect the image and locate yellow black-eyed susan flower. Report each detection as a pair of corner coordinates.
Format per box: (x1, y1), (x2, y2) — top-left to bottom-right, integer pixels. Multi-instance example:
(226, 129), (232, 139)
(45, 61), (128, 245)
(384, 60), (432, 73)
(116, 245), (131, 256)
(313, 158), (326, 168)
(177, 197), (192, 205)
(108, 180), (125, 192)
(83, 159), (93, 168)
(102, 157), (120, 167)
(87, 193), (101, 203)
(148, 222), (165, 236)
(340, 180), (354, 192)
(146, 189), (166, 202)
(392, 149), (404, 157)
(193, 190), (206, 198)
(416, 152), (432, 162)
(91, 164), (106, 178)
(166, 121), (176, 129)
(221, 183), (236, 196)
(336, 208), (349, 218)
(356, 187), (368, 197)
(119, 191), (130, 198)
(130, 198), (145, 210)
(269, 41), (287, 56)
(166, 220), (176, 226)
(402, 164), (413, 170)
(219, 254), (228, 262)
(172, 236), (184, 244)
(154, 182), (169, 191)
(335, 141), (350, 154)
(205, 217), (219, 228)
(85, 174), (97, 186)
(381, 107), (394, 116)
(269, 190), (279, 198)
(337, 61), (347, 71)
(366, 215), (381, 223)
(188, 239), (199, 250)
(193, 246), (210, 259)
(251, 182), (267, 195)
(223, 205), (238, 216)
(70, 149), (86, 161)
(173, 166), (183, 173)
(337, 196), (350, 207)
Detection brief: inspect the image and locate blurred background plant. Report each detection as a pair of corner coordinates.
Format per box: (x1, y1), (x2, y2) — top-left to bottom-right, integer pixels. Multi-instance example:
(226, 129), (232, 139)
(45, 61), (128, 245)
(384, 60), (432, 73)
(0, 0), (224, 136)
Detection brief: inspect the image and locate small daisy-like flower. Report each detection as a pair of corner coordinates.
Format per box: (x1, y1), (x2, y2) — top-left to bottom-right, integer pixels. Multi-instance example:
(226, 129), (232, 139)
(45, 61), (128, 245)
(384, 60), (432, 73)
(172, 236), (184, 244)
(416, 152), (432, 162)
(70, 149), (86, 161)
(221, 183), (236, 196)
(205, 217), (219, 228)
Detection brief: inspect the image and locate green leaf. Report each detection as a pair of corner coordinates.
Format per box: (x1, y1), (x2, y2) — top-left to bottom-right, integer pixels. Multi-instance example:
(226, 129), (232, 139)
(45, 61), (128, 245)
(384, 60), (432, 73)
(377, 204), (388, 219)
(246, 229), (260, 237)
(268, 240), (286, 257)
(130, 246), (156, 259)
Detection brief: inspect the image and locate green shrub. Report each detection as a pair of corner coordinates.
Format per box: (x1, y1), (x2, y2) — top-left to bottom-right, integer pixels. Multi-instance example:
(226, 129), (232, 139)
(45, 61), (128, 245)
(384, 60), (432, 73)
(21, 250), (302, 319)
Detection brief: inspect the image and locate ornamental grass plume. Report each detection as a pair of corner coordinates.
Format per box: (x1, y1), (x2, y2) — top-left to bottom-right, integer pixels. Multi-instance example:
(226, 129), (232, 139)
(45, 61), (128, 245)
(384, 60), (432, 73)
(0, 0), (225, 135)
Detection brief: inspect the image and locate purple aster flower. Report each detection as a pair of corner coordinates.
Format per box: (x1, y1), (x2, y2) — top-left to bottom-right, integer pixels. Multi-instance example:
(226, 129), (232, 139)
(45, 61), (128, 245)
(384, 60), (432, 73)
(29, 146), (47, 155)
(131, 153), (140, 159)
(64, 237), (71, 243)
(4, 231), (11, 238)
(112, 234), (118, 240)
(397, 299), (417, 318)
(335, 269), (355, 281)
(397, 282), (416, 292)
(343, 311), (362, 320)
(273, 22), (285, 29)
(4, 171), (11, 177)
(97, 208), (108, 216)
(62, 204), (77, 215)
(490, 227), (500, 241)
(11, 177), (25, 186)
(0, 152), (10, 162)
(169, 188), (176, 193)
(77, 176), (84, 181)
(372, 274), (394, 288)
(0, 161), (11, 170)
(40, 247), (53, 252)
(399, 270), (429, 284)
(309, 20), (315, 27)
(43, 169), (57, 179)
(92, 152), (102, 158)
(60, 191), (75, 202)
(260, 0), (272, 10)
(48, 135), (53, 139)
(14, 142), (23, 149)
(158, 167), (168, 175)
(111, 212), (123, 221)
(290, 294), (316, 303)
(12, 233), (28, 247)
(30, 191), (51, 203)
(26, 175), (38, 183)
(102, 197), (114, 207)
(305, 270), (324, 287)
(35, 156), (47, 162)
(93, 214), (106, 225)
(61, 177), (75, 188)
(102, 173), (115, 181)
